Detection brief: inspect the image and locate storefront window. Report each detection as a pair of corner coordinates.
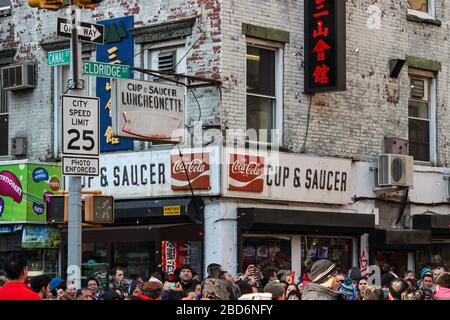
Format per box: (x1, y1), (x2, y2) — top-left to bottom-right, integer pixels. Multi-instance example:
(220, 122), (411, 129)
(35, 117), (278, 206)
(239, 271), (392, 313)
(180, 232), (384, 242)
(415, 242), (450, 274)
(374, 250), (408, 277)
(26, 249), (59, 277)
(243, 236), (291, 271)
(302, 236), (353, 273)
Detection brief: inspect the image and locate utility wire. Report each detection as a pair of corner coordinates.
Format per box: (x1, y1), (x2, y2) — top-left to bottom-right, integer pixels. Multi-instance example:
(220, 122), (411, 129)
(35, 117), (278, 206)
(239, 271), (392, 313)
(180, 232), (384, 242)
(302, 94), (314, 153)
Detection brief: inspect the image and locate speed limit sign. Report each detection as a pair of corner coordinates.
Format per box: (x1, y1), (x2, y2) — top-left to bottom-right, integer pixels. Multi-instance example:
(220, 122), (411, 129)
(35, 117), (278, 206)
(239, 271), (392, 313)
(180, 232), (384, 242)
(62, 95), (99, 156)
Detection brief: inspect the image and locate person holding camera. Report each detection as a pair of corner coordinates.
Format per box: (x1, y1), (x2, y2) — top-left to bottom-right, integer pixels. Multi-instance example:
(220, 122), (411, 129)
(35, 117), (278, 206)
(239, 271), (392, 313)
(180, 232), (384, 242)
(107, 266), (128, 299)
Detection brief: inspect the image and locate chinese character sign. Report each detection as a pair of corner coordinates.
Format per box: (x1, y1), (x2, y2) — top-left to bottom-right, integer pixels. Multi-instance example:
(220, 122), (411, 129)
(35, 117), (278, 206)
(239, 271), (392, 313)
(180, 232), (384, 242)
(305, 0), (346, 93)
(96, 16), (134, 152)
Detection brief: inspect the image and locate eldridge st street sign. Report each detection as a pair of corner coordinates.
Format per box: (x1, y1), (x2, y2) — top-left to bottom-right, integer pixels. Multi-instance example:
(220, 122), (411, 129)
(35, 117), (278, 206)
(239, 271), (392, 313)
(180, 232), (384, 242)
(84, 61), (130, 79)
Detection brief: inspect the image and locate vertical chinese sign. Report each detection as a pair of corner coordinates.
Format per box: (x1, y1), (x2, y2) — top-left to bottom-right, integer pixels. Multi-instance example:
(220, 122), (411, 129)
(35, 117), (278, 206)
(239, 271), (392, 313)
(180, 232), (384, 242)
(304, 0), (346, 93)
(97, 16), (134, 152)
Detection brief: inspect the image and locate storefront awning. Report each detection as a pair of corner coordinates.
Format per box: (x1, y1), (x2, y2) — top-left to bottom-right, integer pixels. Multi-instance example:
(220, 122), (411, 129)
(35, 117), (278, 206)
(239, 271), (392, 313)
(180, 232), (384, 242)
(237, 208), (374, 234)
(114, 198), (204, 225)
(412, 214), (450, 235)
(374, 228), (432, 249)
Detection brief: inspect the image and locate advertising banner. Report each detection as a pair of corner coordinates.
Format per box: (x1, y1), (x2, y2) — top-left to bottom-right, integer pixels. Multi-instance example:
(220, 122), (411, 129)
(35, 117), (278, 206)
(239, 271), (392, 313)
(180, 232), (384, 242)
(0, 162), (62, 223)
(96, 16), (134, 152)
(21, 225), (61, 249)
(223, 148), (352, 204)
(82, 147), (219, 199)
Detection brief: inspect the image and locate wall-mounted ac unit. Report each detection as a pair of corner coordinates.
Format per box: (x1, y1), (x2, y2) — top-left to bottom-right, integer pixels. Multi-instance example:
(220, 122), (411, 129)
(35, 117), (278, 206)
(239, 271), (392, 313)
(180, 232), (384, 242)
(378, 154), (414, 187)
(1, 62), (36, 91)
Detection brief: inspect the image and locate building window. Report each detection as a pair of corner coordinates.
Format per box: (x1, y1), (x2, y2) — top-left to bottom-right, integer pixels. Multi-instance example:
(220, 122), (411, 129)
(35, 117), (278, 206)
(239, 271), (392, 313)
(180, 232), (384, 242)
(143, 41), (187, 148)
(144, 40), (187, 82)
(246, 42), (283, 144)
(408, 70), (436, 162)
(0, 81), (7, 156)
(407, 0), (435, 19)
(0, 0), (10, 11)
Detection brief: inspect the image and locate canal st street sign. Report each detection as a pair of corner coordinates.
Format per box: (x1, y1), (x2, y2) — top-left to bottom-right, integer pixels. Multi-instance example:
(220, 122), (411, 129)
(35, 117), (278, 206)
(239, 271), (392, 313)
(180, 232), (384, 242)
(62, 95), (99, 177)
(84, 61), (130, 79)
(57, 17), (105, 44)
(48, 49), (70, 67)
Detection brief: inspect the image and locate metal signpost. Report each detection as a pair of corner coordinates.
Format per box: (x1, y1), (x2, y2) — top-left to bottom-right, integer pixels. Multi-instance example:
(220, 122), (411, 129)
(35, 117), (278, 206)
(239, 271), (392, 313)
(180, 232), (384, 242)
(62, 4), (102, 289)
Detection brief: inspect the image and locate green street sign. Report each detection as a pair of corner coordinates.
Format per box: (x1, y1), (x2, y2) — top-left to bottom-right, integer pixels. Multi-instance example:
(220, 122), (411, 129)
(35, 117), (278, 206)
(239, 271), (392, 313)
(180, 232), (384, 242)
(84, 61), (130, 79)
(47, 49), (71, 67)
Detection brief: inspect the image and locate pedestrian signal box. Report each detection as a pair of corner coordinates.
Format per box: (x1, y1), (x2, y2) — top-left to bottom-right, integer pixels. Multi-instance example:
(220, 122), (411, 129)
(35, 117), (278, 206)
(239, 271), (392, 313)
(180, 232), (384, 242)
(84, 195), (114, 224)
(46, 195), (68, 224)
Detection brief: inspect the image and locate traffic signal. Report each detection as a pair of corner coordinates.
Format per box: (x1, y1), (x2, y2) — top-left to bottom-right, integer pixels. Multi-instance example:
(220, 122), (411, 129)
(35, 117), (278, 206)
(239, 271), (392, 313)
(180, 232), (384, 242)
(74, 0), (103, 8)
(46, 194), (68, 224)
(84, 195), (114, 224)
(27, 0), (64, 10)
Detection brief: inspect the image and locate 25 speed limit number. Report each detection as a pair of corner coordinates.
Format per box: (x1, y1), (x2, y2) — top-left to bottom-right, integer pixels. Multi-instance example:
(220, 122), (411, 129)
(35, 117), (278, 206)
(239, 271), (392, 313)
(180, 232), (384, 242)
(62, 95), (100, 156)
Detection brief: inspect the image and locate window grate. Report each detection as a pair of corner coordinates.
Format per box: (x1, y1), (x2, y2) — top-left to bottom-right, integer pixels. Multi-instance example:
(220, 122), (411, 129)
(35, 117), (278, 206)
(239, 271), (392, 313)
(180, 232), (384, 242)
(410, 78), (425, 99)
(158, 51), (176, 73)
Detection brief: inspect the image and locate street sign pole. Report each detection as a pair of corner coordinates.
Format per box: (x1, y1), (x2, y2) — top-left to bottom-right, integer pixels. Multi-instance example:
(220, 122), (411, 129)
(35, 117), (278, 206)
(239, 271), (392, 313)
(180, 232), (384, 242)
(67, 3), (82, 290)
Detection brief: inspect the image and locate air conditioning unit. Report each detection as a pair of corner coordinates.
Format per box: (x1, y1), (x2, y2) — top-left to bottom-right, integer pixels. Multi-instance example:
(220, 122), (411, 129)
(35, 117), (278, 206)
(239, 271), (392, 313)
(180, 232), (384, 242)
(1, 62), (36, 91)
(378, 154), (414, 187)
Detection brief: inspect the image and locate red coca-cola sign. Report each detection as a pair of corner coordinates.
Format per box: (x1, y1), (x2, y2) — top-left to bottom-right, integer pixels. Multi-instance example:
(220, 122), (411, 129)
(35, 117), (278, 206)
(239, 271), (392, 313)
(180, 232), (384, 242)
(228, 154), (264, 192)
(171, 153), (210, 190)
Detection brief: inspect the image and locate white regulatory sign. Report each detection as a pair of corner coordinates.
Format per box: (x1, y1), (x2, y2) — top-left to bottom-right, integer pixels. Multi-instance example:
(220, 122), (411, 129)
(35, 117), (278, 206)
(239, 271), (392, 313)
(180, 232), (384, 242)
(62, 156), (99, 177)
(62, 95), (99, 156)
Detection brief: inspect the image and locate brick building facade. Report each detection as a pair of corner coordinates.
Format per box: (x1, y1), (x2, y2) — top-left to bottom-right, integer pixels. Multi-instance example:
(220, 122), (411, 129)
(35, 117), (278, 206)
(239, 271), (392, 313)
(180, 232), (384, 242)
(0, 1), (449, 281)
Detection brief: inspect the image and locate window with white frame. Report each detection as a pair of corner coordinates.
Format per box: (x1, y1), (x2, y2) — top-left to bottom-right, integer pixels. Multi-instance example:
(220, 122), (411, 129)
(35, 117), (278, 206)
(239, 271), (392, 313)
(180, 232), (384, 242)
(0, 0), (10, 11)
(246, 40), (283, 144)
(142, 41), (187, 147)
(407, 0), (435, 19)
(0, 78), (7, 156)
(143, 40), (187, 82)
(408, 70), (436, 163)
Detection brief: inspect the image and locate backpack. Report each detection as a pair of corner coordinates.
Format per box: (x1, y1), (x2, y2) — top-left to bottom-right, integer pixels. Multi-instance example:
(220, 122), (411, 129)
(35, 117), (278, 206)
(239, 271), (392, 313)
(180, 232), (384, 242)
(203, 278), (230, 300)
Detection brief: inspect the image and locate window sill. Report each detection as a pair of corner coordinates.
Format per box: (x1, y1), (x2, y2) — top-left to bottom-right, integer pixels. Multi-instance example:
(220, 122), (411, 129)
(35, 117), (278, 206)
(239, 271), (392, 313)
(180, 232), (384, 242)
(406, 13), (441, 27)
(0, 8), (11, 17)
(413, 160), (434, 167)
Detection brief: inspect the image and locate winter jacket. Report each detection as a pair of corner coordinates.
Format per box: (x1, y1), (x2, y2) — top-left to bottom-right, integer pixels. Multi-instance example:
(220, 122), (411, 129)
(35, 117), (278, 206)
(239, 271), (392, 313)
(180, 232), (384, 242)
(0, 282), (42, 300)
(434, 288), (450, 300)
(301, 282), (340, 300)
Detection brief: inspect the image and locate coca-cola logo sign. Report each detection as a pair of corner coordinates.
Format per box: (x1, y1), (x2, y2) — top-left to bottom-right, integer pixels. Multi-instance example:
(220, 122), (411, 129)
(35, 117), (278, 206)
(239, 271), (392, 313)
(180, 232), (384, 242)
(228, 154), (264, 192)
(171, 153), (210, 190)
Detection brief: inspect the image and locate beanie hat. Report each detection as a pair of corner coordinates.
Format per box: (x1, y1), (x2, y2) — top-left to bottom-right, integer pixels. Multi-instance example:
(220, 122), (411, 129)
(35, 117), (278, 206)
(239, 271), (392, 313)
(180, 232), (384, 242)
(310, 259), (337, 283)
(263, 281), (285, 299)
(179, 264), (194, 273)
(338, 278), (356, 296)
(49, 278), (64, 290)
(421, 268), (432, 279)
(148, 276), (163, 286)
(349, 267), (362, 281)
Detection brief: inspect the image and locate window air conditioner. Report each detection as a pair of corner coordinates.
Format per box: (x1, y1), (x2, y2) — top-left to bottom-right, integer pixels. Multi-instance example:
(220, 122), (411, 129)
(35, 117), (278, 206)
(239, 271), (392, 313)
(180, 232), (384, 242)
(378, 154), (414, 187)
(1, 62), (36, 91)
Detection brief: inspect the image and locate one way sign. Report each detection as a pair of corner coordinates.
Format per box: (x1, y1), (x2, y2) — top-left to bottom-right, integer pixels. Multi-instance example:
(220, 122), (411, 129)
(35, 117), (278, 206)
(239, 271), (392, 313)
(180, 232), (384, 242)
(57, 17), (105, 45)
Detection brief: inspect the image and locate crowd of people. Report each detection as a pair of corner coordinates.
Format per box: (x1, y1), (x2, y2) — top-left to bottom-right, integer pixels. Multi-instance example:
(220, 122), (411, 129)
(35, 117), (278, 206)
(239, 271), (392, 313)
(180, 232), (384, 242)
(0, 251), (449, 300)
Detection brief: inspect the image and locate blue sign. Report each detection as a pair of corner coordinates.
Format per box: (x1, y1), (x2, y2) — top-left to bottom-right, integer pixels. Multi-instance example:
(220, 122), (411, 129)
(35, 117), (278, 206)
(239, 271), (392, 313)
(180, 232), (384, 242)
(32, 167), (49, 183)
(96, 16), (134, 152)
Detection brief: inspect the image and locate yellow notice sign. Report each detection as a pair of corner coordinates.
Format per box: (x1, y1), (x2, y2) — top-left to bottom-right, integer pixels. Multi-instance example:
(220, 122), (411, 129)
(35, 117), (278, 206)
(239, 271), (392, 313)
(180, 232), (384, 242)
(164, 206), (181, 216)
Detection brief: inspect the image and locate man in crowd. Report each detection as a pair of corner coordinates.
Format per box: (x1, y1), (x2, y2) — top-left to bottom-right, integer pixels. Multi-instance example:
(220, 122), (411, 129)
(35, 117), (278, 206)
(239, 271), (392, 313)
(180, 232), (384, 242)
(0, 251), (41, 300)
(29, 275), (51, 300)
(301, 259), (341, 300)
